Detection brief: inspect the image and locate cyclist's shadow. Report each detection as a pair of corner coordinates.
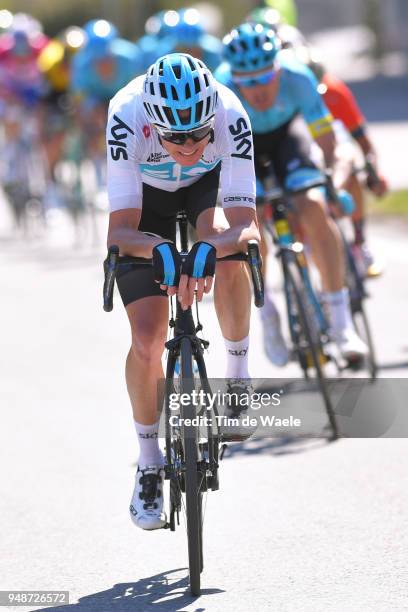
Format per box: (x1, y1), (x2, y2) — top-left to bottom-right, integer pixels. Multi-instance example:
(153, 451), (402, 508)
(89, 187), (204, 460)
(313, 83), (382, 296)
(32, 568), (222, 612)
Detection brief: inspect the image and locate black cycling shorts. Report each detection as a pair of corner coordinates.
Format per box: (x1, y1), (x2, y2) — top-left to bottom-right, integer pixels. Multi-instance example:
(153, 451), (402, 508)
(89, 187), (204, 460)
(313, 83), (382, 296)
(254, 115), (320, 200)
(116, 162), (221, 307)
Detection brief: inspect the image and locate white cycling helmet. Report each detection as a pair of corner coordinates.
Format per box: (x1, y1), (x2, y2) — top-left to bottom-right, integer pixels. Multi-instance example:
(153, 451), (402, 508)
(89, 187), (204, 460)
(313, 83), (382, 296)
(142, 53), (218, 130)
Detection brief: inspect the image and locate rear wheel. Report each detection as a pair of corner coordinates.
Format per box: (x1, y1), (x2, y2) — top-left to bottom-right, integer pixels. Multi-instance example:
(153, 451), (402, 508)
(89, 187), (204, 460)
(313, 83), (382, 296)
(344, 239), (378, 379)
(284, 257), (339, 440)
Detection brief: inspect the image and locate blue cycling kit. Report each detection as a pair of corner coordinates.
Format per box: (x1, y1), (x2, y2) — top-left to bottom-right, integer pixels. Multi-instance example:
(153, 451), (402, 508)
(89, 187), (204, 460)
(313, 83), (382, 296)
(71, 38), (142, 103)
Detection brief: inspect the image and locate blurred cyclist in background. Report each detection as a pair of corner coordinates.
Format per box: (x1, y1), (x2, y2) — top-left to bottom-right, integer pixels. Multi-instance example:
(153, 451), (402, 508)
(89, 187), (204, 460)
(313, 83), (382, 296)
(137, 10), (180, 73)
(274, 25), (389, 277)
(302, 50), (388, 277)
(38, 26), (85, 214)
(71, 19), (142, 193)
(217, 23), (368, 366)
(138, 8), (222, 74)
(0, 13), (47, 107)
(0, 13), (48, 231)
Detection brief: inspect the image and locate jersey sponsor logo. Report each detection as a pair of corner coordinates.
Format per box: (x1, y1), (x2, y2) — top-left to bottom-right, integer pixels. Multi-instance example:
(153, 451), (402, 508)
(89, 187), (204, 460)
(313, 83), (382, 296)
(180, 160), (219, 179)
(138, 432), (158, 439)
(109, 114), (135, 161)
(140, 159), (220, 182)
(146, 152), (169, 163)
(228, 117), (253, 160)
(143, 124), (151, 138)
(224, 196), (255, 203)
(140, 162), (178, 181)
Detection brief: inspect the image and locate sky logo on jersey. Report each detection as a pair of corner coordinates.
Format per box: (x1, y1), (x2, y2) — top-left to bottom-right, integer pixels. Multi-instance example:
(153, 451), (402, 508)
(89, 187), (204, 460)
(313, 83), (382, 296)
(109, 114), (135, 161)
(228, 117), (253, 161)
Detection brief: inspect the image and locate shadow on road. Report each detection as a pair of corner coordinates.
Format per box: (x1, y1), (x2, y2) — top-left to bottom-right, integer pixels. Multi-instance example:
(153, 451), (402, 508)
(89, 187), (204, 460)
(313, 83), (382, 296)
(33, 568), (223, 612)
(223, 435), (329, 460)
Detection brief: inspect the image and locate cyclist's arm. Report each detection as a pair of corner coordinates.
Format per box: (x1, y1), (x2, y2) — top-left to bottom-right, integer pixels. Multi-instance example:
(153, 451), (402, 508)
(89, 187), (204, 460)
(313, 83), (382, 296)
(106, 96), (172, 257)
(107, 209), (168, 258)
(208, 85), (260, 257)
(199, 206), (260, 259)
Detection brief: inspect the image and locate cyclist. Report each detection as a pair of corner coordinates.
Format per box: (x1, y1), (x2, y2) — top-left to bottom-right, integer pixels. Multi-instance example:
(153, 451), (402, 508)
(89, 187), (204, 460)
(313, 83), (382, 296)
(157, 8), (223, 72)
(137, 11), (175, 73)
(106, 53), (259, 529)
(139, 9), (223, 74)
(0, 15), (48, 229)
(38, 26), (85, 212)
(71, 20), (142, 192)
(216, 23), (367, 366)
(0, 14), (47, 107)
(305, 53), (388, 277)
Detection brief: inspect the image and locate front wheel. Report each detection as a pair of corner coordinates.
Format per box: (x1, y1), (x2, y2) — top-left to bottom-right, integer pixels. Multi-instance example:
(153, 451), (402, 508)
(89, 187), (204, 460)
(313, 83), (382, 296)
(180, 336), (203, 596)
(284, 257), (339, 440)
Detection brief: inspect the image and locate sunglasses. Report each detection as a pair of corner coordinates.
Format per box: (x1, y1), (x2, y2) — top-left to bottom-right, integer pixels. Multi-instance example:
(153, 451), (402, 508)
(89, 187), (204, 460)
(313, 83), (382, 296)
(232, 68), (277, 88)
(154, 120), (214, 145)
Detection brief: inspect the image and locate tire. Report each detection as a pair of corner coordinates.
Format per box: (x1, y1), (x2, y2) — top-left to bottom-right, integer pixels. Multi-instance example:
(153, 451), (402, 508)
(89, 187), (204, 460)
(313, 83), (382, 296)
(180, 336), (203, 596)
(284, 257), (339, 440)
(353, 307), (378, 380)
(343, 239), (378, 380)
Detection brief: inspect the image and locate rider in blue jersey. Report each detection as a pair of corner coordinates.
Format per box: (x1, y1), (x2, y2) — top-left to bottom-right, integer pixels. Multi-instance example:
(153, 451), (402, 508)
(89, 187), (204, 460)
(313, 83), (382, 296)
(71, 20), (142, 104)
(216, 23), (367, 365)
(136, 11), (175, 74)
(70, 20), (142, 190)
(139, 8), (223, 73)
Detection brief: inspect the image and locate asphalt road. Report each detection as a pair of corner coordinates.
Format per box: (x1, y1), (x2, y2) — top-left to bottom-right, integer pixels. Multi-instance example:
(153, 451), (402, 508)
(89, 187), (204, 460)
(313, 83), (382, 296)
(1, 210), (408, 611)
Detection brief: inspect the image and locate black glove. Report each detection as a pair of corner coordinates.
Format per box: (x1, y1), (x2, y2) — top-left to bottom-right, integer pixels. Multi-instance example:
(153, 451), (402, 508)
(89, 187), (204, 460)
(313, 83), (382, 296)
(181, 241), (217, 278)
(152, 242), (181, 286)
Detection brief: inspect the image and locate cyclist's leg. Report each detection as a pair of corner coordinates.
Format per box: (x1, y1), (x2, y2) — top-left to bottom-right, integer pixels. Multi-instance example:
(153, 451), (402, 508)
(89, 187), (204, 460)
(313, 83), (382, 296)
(116, 184), (180, 447)
(277, 118), (367, 357)
(184, 165), (251, 377)
(117, 187), (182, 530)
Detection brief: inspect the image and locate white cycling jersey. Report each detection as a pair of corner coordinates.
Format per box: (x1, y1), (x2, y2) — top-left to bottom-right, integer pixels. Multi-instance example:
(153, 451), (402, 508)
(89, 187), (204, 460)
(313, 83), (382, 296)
(106, 75), (256, 213)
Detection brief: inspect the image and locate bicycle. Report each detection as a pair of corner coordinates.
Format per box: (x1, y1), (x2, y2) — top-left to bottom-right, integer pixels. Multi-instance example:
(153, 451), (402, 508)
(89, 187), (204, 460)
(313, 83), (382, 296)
(258, 157), (340, 440)
(103, 211), (264, 596)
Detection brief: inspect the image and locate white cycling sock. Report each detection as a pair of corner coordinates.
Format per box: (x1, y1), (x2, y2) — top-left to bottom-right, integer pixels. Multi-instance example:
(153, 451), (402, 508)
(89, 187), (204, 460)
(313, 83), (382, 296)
(224, 335), (250, 379)
(134, 420), (164, 467)
(323, 287), (353, 334)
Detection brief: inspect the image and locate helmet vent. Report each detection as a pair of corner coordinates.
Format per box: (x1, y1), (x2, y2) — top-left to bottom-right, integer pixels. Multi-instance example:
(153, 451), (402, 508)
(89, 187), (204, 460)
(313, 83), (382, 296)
(159, 82), (167, 97)
(163, 106), (176, 126)
(178, 109), (191, 125)
(185, 82), (191, 98)
(196, 100), (203, 122)
(153, 104), (165, 125)
(171, 85), (178, 101)
(194, 77), (200, 94)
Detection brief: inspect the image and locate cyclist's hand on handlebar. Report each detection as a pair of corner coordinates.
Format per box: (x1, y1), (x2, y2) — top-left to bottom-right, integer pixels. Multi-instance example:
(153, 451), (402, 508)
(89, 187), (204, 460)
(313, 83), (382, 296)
(367, 174), (388, 198)
(152, 242), (181, 296)
(178, 241), (217, 310)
